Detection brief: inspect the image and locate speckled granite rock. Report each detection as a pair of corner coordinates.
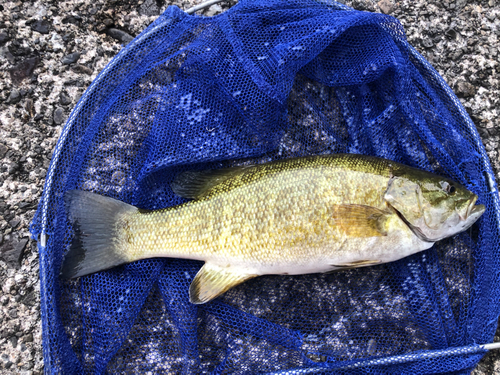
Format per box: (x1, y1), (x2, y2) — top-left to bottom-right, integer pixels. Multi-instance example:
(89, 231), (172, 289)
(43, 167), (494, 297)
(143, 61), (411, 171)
(0, 0), (498, 374)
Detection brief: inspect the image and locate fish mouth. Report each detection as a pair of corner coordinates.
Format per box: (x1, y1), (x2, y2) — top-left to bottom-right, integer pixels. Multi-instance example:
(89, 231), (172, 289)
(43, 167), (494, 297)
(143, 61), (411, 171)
(466, 195), (478, 218)
(464, 195), (485, 221)
(468, 203), (486, 219)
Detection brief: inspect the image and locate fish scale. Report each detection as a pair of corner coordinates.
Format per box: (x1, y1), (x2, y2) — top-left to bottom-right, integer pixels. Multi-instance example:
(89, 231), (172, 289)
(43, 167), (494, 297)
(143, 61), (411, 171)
(128, 156), (393, 263)
(62, 154), (485, 304)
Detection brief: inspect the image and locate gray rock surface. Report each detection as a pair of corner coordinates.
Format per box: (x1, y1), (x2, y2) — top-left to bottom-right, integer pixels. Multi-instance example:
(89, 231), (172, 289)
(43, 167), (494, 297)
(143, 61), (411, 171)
(60, 52), (80, 65)
(106, 28), (134, 45)
(52, 107), (65, 125)
(0, 0), (498, 374)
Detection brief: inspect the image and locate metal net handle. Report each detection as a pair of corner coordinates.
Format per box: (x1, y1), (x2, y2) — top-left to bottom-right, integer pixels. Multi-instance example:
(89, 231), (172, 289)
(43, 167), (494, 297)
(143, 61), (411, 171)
(269, 342), (500, 374)
(186, 0), (233, 14)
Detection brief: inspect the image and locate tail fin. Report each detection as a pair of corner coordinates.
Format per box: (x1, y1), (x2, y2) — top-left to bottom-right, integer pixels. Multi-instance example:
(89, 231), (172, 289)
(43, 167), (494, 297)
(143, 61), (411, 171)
(62, 190), (139, 279)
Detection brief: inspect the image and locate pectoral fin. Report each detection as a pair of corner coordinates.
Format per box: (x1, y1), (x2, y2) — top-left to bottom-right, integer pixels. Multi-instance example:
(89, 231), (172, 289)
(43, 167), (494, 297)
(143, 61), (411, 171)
(330, 204), (391, 237)
(189, 263), (257, 304)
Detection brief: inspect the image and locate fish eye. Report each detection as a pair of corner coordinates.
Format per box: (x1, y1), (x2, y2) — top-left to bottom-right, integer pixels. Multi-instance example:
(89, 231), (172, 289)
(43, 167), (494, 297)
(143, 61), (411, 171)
(440, 181), (456, 195)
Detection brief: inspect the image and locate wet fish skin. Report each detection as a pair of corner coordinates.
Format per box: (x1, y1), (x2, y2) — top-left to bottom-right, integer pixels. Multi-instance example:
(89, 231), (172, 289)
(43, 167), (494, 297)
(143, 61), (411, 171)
(62, 154), (485, 304)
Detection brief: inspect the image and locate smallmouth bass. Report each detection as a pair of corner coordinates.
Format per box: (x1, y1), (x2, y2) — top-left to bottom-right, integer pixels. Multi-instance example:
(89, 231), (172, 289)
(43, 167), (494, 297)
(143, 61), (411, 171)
(62, 154), (485, 304)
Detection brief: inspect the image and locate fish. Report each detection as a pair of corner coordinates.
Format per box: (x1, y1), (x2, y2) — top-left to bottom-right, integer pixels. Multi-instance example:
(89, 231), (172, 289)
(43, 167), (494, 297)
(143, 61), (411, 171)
(61, 154), (485, 304)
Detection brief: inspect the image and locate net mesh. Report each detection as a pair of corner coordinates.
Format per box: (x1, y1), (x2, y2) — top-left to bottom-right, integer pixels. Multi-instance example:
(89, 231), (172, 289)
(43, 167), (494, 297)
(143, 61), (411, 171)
(30, 1), (500, 373)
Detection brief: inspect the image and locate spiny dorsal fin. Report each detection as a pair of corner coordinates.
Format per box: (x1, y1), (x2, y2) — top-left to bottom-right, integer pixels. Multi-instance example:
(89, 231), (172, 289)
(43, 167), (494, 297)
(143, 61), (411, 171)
(189, 263), (257, 304)
(171, 166), (252, 199)
(330, 204), (391, 237)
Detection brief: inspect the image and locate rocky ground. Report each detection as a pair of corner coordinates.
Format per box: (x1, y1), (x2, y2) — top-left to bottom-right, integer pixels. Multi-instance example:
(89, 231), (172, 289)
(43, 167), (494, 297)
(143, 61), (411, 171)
(0, 0), (498, 374)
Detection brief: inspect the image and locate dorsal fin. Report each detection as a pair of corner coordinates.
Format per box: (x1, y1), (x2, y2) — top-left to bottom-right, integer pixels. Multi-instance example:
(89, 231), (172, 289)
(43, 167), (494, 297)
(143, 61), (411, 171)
(171, 166), (252, 199)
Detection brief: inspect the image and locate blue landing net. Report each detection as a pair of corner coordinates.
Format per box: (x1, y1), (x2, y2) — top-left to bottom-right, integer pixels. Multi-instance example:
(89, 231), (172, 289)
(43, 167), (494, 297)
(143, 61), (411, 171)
(31, 1), (500, 373)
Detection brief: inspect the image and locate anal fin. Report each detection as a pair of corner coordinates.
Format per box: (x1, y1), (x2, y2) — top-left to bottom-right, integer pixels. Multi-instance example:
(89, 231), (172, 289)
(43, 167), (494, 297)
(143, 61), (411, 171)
(189, 263), (257, 304)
